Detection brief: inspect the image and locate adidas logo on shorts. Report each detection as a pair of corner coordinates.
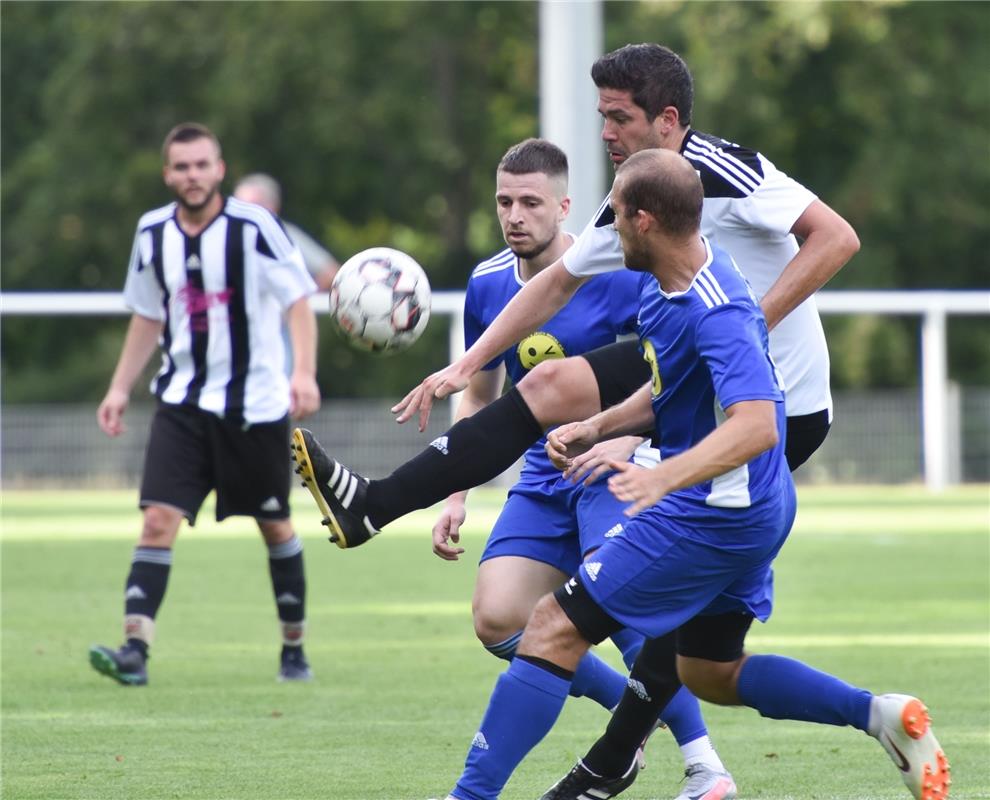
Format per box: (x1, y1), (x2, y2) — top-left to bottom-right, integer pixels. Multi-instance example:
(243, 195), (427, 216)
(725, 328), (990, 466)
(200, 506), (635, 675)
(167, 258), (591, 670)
(584, 562), (602, 582)
(430, 435), (449, 455)
(260, 496), (282, 512)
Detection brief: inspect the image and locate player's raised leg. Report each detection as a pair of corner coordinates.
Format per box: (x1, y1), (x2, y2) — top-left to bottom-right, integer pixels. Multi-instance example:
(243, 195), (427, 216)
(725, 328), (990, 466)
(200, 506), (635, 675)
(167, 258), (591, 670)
(291, 427), (379, 548)
(291, 351), (619, 541)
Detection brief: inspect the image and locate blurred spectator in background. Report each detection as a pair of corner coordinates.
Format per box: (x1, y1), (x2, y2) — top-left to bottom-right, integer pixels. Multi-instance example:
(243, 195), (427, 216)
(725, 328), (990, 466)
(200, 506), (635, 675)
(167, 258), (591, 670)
(234, 173), (340, 291)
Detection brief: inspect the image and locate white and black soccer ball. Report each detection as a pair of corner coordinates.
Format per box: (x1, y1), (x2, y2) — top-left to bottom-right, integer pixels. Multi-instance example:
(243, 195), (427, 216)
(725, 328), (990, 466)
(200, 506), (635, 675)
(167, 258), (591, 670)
(329, 247), (431, 354)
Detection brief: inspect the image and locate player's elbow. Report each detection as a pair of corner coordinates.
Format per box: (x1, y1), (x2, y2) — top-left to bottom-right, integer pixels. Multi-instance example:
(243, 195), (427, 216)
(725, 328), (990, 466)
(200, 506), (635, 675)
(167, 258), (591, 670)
(828, 217), (860, 266)
(839, 221), (860, 262)
(739, 421), (778, 466)
(734, 402), (779, 460)
(758, 421), (779, 454)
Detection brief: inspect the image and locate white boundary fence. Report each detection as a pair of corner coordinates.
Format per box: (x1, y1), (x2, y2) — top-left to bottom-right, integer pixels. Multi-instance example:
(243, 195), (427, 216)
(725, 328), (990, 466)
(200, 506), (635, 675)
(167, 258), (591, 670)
(3, 290), (989, 490)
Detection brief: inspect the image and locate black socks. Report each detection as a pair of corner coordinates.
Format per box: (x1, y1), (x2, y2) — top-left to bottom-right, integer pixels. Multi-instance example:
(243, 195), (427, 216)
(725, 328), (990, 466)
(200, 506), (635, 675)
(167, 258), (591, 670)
(584, 634), (682, 777)
(365, 387), (543, 528)
(125, 547), (172, 620)
(268, 536), (306, 626)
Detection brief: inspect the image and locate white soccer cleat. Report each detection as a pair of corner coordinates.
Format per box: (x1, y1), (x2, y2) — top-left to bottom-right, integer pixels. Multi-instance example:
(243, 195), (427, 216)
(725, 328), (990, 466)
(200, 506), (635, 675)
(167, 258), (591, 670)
(873, 693), (950, 799)
(674, 763), (737, 800)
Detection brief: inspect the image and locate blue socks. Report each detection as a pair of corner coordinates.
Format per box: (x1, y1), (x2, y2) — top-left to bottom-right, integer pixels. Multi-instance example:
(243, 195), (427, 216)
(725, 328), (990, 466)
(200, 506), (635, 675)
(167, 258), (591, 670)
(737, 654), (872, 731)
(610, 627), (644, 668)
(570, 651), (626, 709)
(453, 658), (570, 800)
(485, 633), (626, 711)
(659, 685), (708, 746)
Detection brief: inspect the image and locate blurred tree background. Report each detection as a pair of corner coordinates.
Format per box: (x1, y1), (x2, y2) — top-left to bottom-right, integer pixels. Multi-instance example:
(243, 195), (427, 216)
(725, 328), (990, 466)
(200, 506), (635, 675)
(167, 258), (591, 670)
(2, 0), (988, 404)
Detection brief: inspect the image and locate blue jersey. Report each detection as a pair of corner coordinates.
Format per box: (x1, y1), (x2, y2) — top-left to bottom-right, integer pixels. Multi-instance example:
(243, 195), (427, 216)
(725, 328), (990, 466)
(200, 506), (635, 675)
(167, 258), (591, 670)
(636, 238), (788, 510)
(464, 246), (640, 485)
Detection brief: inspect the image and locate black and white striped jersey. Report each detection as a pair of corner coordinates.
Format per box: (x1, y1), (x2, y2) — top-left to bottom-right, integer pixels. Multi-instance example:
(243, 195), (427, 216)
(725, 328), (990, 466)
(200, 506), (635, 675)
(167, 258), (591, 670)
(562, 129), (830, 418)
(123, 197), (317, 424)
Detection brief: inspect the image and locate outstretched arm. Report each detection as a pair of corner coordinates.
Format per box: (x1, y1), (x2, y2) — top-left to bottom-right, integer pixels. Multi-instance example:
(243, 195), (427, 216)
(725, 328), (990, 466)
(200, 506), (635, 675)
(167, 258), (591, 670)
(392, 260), (585, 431)
(761, 199), (860, 331)
(97, 314), (162, 437)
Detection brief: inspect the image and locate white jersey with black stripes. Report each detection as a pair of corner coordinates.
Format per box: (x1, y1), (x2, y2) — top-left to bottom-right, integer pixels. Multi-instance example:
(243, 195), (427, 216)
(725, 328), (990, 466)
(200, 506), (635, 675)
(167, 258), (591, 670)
(561, 129), (831, 419)
(123, 197), (316, 424)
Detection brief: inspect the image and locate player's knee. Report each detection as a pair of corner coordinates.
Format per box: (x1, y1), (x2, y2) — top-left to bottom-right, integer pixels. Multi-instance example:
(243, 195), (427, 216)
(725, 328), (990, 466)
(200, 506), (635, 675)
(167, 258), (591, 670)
(518, 358), (580, 424)
(257, 518), (293, 546)
(517, 593), (582, 659)
(472, 603), (523, 649)
(139, 505), (182, 546)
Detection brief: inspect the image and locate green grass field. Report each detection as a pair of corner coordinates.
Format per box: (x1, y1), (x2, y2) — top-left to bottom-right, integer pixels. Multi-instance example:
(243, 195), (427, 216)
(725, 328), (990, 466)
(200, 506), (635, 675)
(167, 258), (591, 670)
(2, 486), (988, 800)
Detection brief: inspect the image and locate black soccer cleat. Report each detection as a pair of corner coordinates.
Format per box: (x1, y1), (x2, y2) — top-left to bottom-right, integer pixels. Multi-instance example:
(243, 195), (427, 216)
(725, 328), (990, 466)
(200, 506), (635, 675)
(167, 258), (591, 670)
(291, 428), (380, 549)
(89, 643), (148, 686)
(539, 756), (640, 800)
(277, 645), (313, 682)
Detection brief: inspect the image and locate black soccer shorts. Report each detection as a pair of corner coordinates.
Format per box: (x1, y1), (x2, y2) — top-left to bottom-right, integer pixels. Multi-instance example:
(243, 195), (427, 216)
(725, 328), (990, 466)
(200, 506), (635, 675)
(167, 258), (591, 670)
(139, 402), (292, 524)
(555, 572), (755, 663)
(581, 339), (651, 411)
(785, 409), (831, 471)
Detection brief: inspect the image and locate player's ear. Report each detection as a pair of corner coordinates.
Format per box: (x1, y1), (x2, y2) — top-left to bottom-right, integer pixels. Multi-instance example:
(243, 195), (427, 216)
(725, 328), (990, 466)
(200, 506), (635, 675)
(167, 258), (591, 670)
(559, 196), (571, 222)
(636, 209), (653, 233)
(655, 105), (680, 135)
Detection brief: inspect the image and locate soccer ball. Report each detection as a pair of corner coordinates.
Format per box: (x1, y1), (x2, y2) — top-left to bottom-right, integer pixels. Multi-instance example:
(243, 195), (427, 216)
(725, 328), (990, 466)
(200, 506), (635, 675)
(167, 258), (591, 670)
(329, 247), (432, 353)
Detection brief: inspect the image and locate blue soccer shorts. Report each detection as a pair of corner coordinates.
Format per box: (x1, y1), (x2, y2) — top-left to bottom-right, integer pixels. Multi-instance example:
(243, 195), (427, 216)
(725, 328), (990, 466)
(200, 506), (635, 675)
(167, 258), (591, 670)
(479, 479), (584, 575)
(573, 480), (796, 640)
(480, 471), (639, 575)
(575, 475), (634, 557)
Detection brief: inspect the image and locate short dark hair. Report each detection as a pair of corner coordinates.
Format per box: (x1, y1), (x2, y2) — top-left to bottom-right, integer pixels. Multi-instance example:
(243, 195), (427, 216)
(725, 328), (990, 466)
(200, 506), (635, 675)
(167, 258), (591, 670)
(592, 43), (694, 125)
(497, 138), (568, 181)
(616, 149), (702, 237)
(161, 122), (222, 163)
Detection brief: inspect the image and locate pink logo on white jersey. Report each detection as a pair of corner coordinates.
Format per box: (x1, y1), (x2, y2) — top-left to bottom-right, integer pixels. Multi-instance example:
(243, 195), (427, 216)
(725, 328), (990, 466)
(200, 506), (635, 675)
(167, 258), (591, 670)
(176, 285), (234, 331)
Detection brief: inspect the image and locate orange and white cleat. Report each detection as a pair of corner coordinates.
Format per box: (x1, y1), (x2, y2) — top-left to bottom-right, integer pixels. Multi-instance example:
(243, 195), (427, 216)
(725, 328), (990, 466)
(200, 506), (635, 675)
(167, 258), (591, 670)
(873, 694), (950, 799)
